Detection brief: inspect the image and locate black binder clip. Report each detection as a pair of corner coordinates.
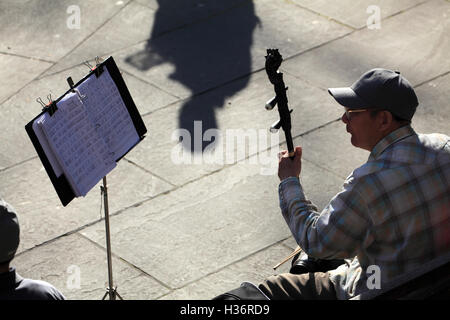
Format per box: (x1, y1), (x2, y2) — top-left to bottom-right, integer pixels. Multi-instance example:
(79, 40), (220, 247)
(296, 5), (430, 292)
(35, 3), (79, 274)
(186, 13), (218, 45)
(67, 77), (75, 93)
(42, 94), (58, 116)
(67, 76), (86, 101)
(93, 56), (104, 78)
(47, 101), (58, 116)
(36, 97), (46, 109)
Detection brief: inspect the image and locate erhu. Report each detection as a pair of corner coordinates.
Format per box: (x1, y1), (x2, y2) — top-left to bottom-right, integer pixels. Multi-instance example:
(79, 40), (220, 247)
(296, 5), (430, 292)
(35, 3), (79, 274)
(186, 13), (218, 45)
(264, 48), (295, 159)
(264, 48), (302, 269)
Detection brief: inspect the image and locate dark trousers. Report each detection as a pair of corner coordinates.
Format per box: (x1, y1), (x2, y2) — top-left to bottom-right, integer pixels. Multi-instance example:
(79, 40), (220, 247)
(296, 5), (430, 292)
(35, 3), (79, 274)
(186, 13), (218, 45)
(258, 272), (337, 300)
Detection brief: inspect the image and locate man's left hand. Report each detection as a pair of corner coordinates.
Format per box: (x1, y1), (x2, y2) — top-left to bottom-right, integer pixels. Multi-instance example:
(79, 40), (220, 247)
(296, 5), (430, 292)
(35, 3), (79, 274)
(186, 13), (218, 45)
(278, 146), (302, 181)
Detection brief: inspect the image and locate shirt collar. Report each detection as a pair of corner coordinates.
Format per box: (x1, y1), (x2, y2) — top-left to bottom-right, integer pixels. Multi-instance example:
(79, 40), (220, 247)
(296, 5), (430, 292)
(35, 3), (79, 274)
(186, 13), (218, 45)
(369, 125), (416, 161)
(0, 267), (19, 290)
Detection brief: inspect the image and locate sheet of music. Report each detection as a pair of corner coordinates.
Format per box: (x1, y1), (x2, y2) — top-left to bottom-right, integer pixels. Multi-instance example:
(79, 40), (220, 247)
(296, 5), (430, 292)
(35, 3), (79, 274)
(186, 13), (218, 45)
(32, 115), (64, 178)
(77, 66), (140, 161)
(37, 92), (116, 196)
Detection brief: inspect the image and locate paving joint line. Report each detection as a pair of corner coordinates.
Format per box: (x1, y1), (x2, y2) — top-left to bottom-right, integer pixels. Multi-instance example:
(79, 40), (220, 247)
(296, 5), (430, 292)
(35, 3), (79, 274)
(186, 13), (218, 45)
(75, 232), (173, 291)
(120, 69), (181, 100)
(14, 217), (104, 258)
(279, 237), (297, 251)
(379, 0), (432, 22)
(154, 237), (293, 298)
(289, 0), (430, 31)
(413, 70), (450, 89)
(123, 157), (177, 187)
(0, 51), (55, 64)
(0, 156), (38, 173)
(285, 0), (356, 30)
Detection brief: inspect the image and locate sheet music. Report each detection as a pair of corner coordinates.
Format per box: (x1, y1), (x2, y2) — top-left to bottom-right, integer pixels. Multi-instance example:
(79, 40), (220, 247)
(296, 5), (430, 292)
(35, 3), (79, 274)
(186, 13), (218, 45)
(37, 92), (116, 196)
(77, 67), (140, 160)
(29, 58), (144, 202)
(32, 115), (64, 178)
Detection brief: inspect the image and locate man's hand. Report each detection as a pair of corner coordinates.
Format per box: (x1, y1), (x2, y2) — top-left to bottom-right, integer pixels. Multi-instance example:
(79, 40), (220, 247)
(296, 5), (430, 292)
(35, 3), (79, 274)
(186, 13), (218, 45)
(278, 146), (302, 181)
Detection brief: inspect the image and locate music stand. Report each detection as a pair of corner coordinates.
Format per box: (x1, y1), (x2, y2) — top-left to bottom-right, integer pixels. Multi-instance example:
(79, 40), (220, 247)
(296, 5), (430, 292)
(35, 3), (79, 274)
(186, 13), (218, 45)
(100, 176), (123, 300)
(25, 56), (147, 300)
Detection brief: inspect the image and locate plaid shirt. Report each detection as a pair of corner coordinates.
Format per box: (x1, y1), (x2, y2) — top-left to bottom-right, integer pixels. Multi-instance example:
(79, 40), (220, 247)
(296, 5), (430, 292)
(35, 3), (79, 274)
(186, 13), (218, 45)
(279, 125), (450, 299)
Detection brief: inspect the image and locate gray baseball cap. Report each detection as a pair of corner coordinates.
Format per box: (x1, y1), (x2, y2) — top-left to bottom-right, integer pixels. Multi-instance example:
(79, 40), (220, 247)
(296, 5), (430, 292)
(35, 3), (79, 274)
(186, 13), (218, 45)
(328, 68), (419, 121)
(0, 199), (20, 264)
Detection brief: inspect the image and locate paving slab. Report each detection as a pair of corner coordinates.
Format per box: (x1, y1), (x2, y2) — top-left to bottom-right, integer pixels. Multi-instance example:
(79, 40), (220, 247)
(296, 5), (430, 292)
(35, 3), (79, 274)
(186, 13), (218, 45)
(114, 0), (351, 99)
(80, 153), (343, 290)
(41, 1), (157, 76)
(0, 157), (173, 253)
(0, 0), (131, 62)
(126, 70), (343, 186)
(282, 0), (450, 90)
(160, 243), (293, 300)
(0, 63), (178, 169)
(291, 0), (428, 29)
(12, 232), (169, 300)
(413, 72), (450, 135)
(0, 53), (52, 105)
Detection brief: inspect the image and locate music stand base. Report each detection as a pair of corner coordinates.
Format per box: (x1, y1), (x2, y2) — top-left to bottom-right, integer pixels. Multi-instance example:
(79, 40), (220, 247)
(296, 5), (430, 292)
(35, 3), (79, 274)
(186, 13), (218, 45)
(102, 287), (123, 300)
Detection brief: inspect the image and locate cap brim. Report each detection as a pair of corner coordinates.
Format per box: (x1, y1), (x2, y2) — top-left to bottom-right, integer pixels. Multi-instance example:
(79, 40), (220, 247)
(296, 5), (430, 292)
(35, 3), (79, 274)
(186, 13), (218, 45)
(328, 87), (368, 109)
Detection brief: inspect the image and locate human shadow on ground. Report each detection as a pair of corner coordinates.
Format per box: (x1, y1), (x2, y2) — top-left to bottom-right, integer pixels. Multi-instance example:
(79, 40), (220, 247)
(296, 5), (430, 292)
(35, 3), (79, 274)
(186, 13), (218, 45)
(125, 0), (260, 153)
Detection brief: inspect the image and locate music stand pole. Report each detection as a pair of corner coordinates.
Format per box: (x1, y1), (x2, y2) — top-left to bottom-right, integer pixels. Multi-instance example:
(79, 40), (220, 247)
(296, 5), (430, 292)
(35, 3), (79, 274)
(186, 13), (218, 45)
(101, 176), (122, 300)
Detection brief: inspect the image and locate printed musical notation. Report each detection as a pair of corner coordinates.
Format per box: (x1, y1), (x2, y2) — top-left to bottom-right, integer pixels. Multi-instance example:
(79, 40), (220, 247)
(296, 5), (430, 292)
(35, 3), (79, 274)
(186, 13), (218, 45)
(34, 66), (139, 197)
(78, 67), (139, 159)
(37, 91), (116, 196)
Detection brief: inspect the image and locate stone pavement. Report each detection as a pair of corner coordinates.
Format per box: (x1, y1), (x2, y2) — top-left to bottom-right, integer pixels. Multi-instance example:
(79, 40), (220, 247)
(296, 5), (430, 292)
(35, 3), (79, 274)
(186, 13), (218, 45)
(0, 0), (449, 300)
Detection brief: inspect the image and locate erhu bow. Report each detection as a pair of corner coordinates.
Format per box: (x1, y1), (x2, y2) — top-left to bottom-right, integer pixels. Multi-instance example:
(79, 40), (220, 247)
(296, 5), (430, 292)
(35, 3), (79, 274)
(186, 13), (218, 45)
(264, 49), (295, 159)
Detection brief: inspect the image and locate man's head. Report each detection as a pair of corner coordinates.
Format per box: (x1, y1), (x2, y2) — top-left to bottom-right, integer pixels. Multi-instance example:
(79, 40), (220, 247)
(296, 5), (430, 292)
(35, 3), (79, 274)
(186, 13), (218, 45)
(0, 199), (20, 270)
(328, 68), (418, 151)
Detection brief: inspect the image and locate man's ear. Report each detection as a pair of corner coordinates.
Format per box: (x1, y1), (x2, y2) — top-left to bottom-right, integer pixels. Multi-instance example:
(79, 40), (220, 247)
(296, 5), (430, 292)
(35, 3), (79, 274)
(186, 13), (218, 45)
(379, 111), (393, 131)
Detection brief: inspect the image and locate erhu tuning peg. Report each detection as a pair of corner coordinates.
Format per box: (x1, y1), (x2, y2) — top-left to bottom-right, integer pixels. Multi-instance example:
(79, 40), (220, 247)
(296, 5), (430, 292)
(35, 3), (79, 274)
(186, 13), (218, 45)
(269, 109), (293, 133)
(270, 119), (282, 133)
(265, 96), (277, 110)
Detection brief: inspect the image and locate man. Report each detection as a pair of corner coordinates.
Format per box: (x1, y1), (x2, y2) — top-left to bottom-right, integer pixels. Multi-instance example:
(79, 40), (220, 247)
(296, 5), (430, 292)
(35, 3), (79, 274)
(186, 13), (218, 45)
(257, 68), (450, 300)
(215, 68), (450, 300)
(0, 199), (65, 300)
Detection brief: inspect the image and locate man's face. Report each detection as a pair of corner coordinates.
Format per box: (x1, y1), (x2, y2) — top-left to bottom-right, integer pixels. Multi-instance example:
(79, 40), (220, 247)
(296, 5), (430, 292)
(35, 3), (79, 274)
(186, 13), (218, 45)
(341, 108), (380, 151)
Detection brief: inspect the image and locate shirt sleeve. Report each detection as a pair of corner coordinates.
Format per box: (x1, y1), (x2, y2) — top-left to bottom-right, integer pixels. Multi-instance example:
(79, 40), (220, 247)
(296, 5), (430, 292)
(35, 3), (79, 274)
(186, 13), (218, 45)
(279, 176), (372, 260)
